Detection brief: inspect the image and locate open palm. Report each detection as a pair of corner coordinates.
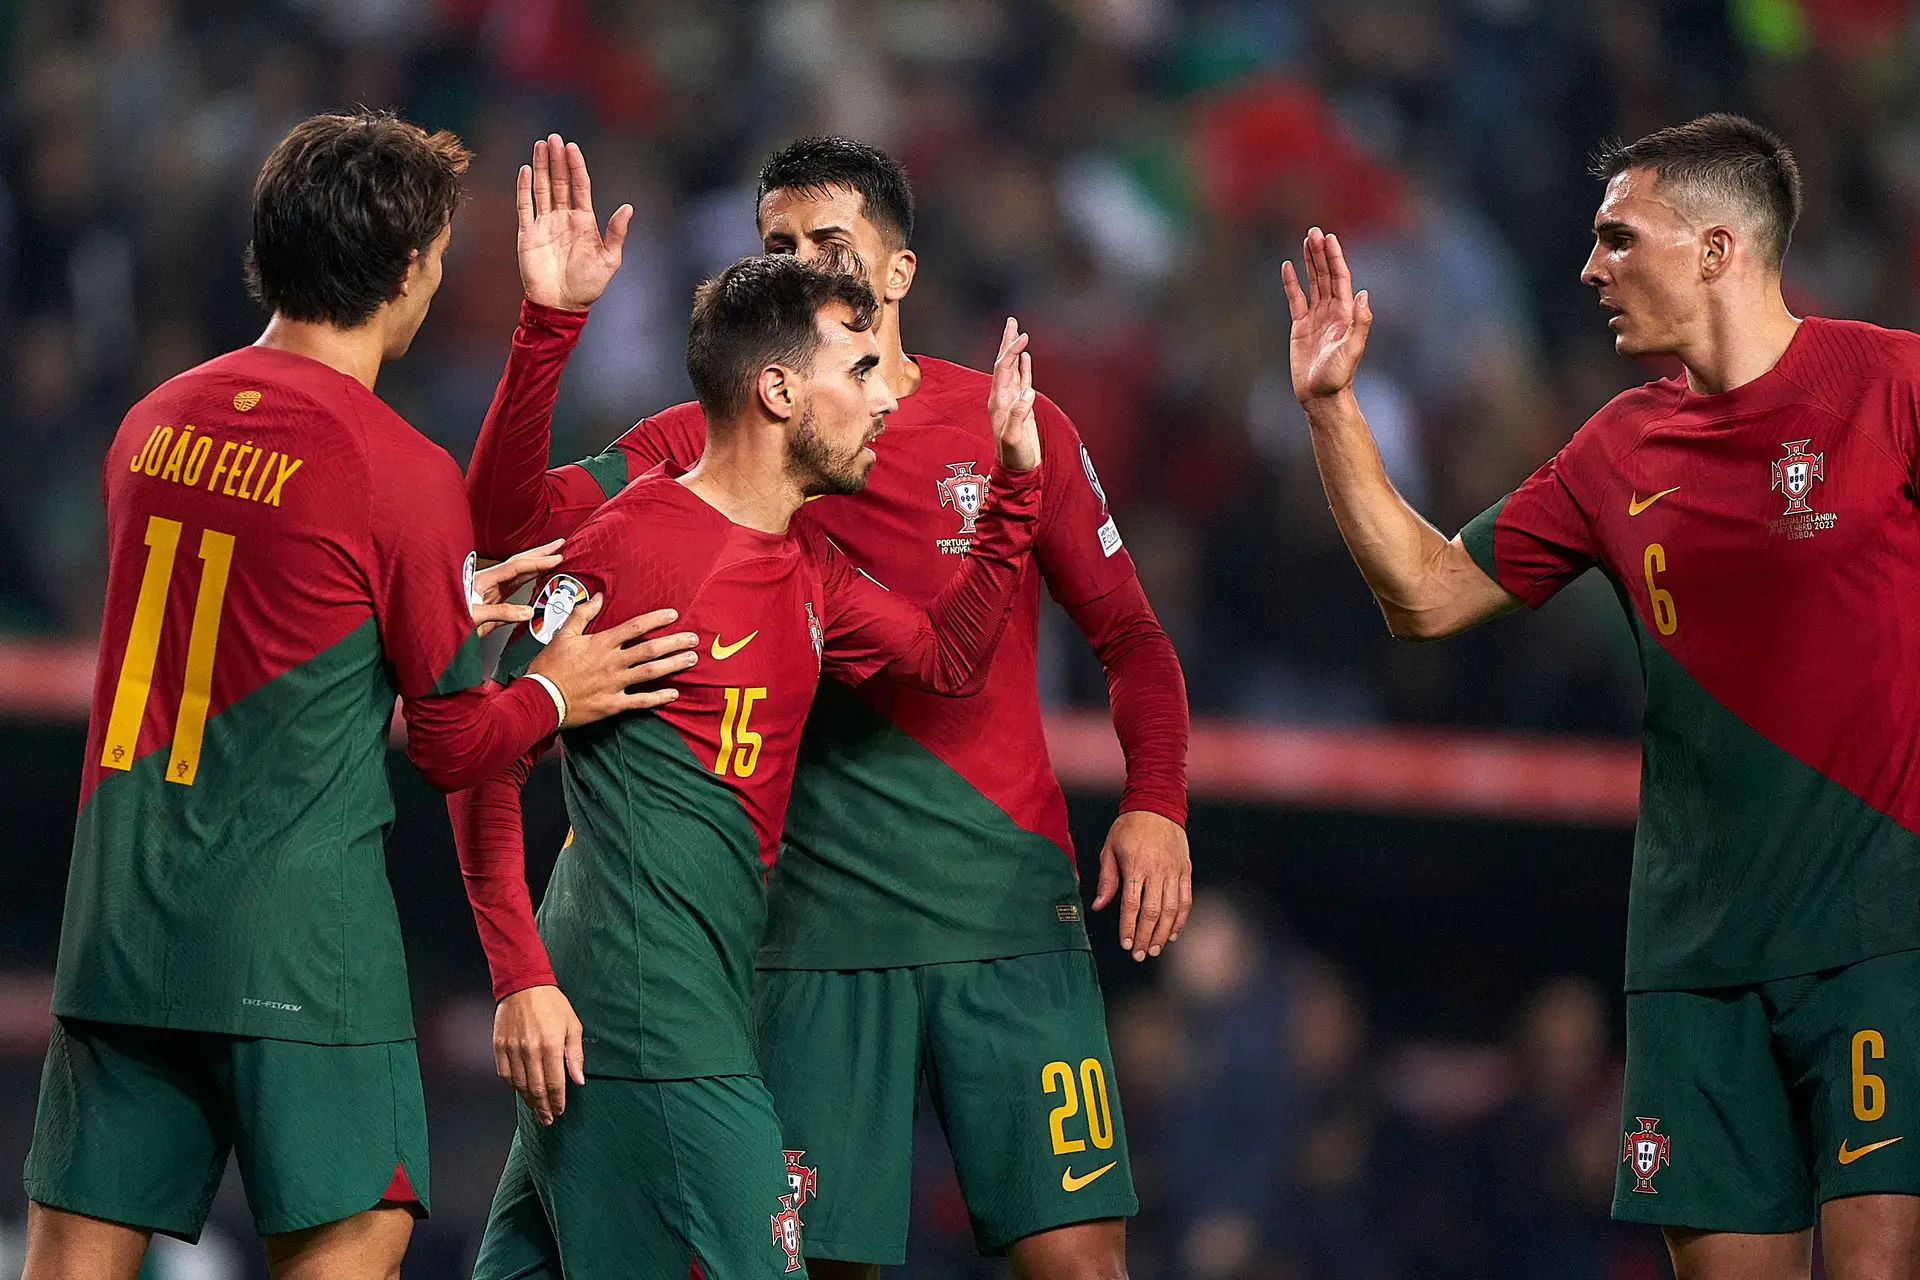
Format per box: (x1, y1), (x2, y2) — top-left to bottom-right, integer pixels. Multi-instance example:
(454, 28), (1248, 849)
(518, 133), (633, 312)
(1282, 227), (1373, 403)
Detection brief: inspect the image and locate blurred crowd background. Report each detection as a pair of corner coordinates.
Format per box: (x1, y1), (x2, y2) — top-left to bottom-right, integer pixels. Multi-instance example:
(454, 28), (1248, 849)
(4, 0), (1916, 1275)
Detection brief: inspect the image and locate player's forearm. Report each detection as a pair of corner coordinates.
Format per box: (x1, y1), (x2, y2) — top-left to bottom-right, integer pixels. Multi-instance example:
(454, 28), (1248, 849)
(1302, 390), (1487, 639)
(888, 463), (1044, 695)
(469, 300), (599, 557)
(1067, 580), (1190, 826)
(447, 749), (558, 1001)
(401, 679), (559, 792)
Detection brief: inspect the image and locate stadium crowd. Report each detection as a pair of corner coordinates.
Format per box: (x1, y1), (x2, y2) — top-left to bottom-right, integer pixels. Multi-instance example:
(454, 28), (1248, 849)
(8, 0), (1920, 734)
(3, 1), (1917, 1276)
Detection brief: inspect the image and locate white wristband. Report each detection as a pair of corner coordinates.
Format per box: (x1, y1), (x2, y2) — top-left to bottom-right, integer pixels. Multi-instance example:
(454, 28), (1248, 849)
(525, 672), (568, 728)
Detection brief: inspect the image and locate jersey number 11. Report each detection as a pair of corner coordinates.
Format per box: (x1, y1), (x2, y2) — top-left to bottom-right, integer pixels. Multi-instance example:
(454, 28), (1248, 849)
(100, 514), (236, 786)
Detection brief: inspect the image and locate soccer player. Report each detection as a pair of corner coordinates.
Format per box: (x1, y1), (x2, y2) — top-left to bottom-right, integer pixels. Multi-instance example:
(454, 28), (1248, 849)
(450, 253), (1045, 1279)
(21, 111), (693, 1280)
(1286, 114), (1920, 1279)
(467, 134), (1189, 1280)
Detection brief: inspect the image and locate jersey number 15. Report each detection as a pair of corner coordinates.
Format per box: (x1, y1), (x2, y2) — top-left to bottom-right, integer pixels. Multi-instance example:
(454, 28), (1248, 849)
(100, 515), (236, 786)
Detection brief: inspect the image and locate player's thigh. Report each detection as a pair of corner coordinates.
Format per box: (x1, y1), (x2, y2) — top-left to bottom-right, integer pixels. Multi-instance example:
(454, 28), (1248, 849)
(1772, 949), (1920, 1208)
(21, 1201), (152, 1280)
(1006, 1218), (1129, 1280)
(1615, 986), (1814, 1233)
(511, 1075), (798, 1280)
(261, 1205), (414, 1280)
(919, 951), (1138, 1254)
(473, 1130), (565, 1280)
(24, 1018), (229, 1244)
(1821, 1194), (1920, 1280)
(755, 966), (920, 1265)
(225, 1037), (428, 1238)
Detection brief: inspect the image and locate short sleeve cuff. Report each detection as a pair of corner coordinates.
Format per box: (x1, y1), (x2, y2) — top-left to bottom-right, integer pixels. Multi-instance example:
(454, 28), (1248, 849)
(1459, 496), (1508, 589)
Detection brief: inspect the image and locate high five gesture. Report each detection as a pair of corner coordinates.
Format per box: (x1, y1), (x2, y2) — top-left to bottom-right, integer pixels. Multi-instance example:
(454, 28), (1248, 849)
(1282, 226), (1374, 404)
(517, 134), (632, 311)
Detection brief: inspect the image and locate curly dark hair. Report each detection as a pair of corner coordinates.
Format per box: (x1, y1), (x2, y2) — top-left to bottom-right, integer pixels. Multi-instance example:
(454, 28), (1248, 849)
(687, 256), (877, 420)
(244, 109), (471, 327)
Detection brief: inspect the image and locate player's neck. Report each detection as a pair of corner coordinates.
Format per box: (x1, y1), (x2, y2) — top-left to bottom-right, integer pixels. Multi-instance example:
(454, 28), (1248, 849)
(680, 430), (805, 536)
(1677, 284), (1800, 397)
(255, 314), (388, 391)
(875, 300), (921, 400)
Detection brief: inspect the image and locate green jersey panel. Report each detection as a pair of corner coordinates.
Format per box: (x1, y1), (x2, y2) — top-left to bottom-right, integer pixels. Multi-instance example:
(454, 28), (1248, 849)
(542, 710), (766, 1080)
(761, 683), (1090, 970)
(1620, 595), (1920, 991)
(54, 619), (417, 1043)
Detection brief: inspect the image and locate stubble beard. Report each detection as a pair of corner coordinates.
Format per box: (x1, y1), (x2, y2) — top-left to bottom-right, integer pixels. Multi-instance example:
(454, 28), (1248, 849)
(788, 401), (874, 497)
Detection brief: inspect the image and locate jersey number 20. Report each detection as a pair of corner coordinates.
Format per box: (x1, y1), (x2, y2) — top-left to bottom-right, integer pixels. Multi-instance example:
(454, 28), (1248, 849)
(100, 515), (236, 786)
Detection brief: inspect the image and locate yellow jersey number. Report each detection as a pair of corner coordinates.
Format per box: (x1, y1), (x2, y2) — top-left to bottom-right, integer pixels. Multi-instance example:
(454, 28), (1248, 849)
(1643, 543), (1678, 636)
(1854, 1029), (1888, 1122)
(1043, 1058), (1116, 1154)
(100, 515), (236, 786)
(714, 687), (767, 779)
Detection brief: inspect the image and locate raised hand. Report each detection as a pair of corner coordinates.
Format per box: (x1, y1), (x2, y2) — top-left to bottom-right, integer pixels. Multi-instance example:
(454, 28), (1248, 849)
(518, 133), (633, 311)
(1282, 227), (1374, 404)
(988, 317), (1040, 471)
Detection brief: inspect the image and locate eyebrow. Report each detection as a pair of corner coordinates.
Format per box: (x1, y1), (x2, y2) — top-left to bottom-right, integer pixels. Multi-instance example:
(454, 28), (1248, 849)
(1594, 219), (1633, 235)
(851, 352), (879, 372)
(809, 226), (851, 239)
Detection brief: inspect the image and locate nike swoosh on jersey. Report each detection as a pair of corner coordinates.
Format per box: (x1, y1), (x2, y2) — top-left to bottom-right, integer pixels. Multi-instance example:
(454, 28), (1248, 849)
(1061, 1162), (1117, 1192)
(1838, 1136), (1904, 1165)
(1627, 486), (1682, 516)
(711, 631), (758, 660)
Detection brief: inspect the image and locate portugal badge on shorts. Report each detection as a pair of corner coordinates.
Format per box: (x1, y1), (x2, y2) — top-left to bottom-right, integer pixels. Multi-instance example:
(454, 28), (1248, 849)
(784, 1149), (819, 1211)
(1623, 1116), (1671, 1194)
(771, 1193), (803, 1272)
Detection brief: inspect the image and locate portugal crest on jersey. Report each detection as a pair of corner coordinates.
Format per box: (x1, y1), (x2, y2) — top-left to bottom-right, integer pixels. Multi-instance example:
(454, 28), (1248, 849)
(1622, 1116), (1670, 1193)
(771, 1193), (803, 1272)
(784, 1149), (819, 1210)
(1771, 439), (1825, 515)
(938, 461), (987, 535)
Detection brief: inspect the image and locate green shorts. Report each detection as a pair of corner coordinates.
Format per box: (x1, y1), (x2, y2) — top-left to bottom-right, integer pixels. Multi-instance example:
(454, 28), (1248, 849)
(754, 949), (1135, 1262)
(1615, 948), (1920, 1233)
(24, 1017), (426, 1242)
(473, 1075), (801, 1280)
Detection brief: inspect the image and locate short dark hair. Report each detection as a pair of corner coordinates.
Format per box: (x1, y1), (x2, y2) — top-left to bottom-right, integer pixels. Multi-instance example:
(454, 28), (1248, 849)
(1591, 113), (1802, 268)
(245, 109), (472, 327)
(757, 136), (915, 248)
(687, 256), (877, 420)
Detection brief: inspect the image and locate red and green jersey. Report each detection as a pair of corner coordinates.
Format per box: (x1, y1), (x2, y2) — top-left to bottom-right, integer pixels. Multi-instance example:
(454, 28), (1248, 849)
(1463, 316), (1920, 991)
(468, 303), (1187, 970)
(489, 466), (1041, 1079)
(54, 346), (513, 1044)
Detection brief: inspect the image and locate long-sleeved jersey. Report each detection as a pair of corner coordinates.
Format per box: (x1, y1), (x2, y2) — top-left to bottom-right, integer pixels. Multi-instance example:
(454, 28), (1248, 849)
(459, 464), (1041, 1078)
(467, 302), (1189, 969)
(54, 346), (556, 1045)
(1464, 316), (1920, 991)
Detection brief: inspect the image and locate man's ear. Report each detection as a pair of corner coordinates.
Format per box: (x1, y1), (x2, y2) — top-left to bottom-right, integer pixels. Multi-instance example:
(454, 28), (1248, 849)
(757, 364), (797, 420)
(1700, 225), (1735, 282)
(395, 246), (423, 298)
(884, 248), (916, 305)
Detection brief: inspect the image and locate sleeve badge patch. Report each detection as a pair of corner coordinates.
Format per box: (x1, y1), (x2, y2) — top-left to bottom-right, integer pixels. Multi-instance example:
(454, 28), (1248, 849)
(530, 573), (587, 645)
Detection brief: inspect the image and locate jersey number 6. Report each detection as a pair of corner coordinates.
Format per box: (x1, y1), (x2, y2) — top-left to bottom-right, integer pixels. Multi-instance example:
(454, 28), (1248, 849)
(101, 515), (236, 787)
(1643, 543), (1678, 636)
